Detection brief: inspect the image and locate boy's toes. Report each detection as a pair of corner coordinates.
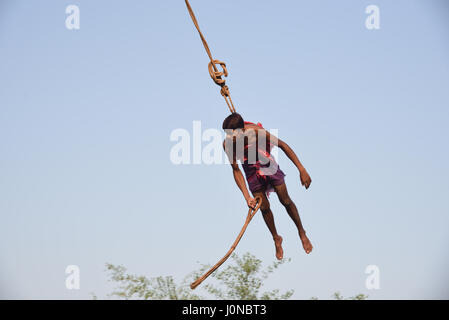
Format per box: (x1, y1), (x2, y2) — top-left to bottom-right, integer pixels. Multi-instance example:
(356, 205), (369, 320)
(304, 242), (312, 254)
(274, 235), (284, 260)
(300, 235), (313, 254)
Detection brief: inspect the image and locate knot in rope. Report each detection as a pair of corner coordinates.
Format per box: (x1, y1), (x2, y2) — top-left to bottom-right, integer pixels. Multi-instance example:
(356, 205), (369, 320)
(208, 60), (228, 86)
(220, 85), (230, 97)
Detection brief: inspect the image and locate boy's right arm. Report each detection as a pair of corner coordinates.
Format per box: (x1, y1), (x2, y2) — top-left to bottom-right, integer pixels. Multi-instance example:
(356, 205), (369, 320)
(231, 163), (257, 209)
(223, 140), (257, 209)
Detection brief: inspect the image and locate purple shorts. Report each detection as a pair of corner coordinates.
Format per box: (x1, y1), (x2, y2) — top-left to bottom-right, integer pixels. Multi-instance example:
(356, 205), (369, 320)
(242, 162), (286, 196)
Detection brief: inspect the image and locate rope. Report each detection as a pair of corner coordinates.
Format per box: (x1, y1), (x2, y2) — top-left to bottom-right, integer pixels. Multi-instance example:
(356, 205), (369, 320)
(185, 0), (255, 290)
(184, 0), (236, 113)
(190, 196), (262, 289)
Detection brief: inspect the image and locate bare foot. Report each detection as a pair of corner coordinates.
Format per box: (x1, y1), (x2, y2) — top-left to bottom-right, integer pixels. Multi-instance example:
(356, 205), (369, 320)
(273, 235), (284, 260)
(299, 232), (313, 254)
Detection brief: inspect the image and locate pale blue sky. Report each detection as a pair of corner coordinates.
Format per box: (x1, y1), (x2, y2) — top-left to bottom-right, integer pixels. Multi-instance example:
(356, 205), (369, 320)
(0, 0), (448, 299)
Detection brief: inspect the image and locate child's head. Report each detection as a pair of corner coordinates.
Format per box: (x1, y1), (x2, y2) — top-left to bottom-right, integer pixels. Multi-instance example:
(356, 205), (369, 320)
(222, 112), (244, 130)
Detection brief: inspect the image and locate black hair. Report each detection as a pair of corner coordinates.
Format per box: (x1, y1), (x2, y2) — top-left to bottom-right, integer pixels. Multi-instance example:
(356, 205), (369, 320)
(222, 113), (244, 130)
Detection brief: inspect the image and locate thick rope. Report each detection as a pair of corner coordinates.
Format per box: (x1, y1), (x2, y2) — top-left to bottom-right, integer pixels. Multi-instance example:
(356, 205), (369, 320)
(190, 196), (262, 289)
(184, 0), (236, 113)
(185, 0), (253, 290)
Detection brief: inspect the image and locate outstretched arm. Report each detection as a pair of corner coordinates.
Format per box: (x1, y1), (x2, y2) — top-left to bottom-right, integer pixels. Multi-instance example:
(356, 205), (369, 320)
(223, 140), (257, 208)
(264, 130), (312, 189)
(231, 163), (257, 208)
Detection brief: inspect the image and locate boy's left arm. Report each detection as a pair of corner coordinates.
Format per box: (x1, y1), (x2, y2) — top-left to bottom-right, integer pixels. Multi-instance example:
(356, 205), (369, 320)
(264, 129), (312, 189)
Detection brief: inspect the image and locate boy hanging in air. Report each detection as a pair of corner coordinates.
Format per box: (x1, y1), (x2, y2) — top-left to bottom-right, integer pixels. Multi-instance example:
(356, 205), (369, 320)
(222, 113), (313, 260)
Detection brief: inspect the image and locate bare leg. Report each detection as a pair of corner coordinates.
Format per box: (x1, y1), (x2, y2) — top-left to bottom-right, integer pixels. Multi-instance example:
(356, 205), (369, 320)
(274, 183), (313, 254)
(253, 190), (283, 260)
